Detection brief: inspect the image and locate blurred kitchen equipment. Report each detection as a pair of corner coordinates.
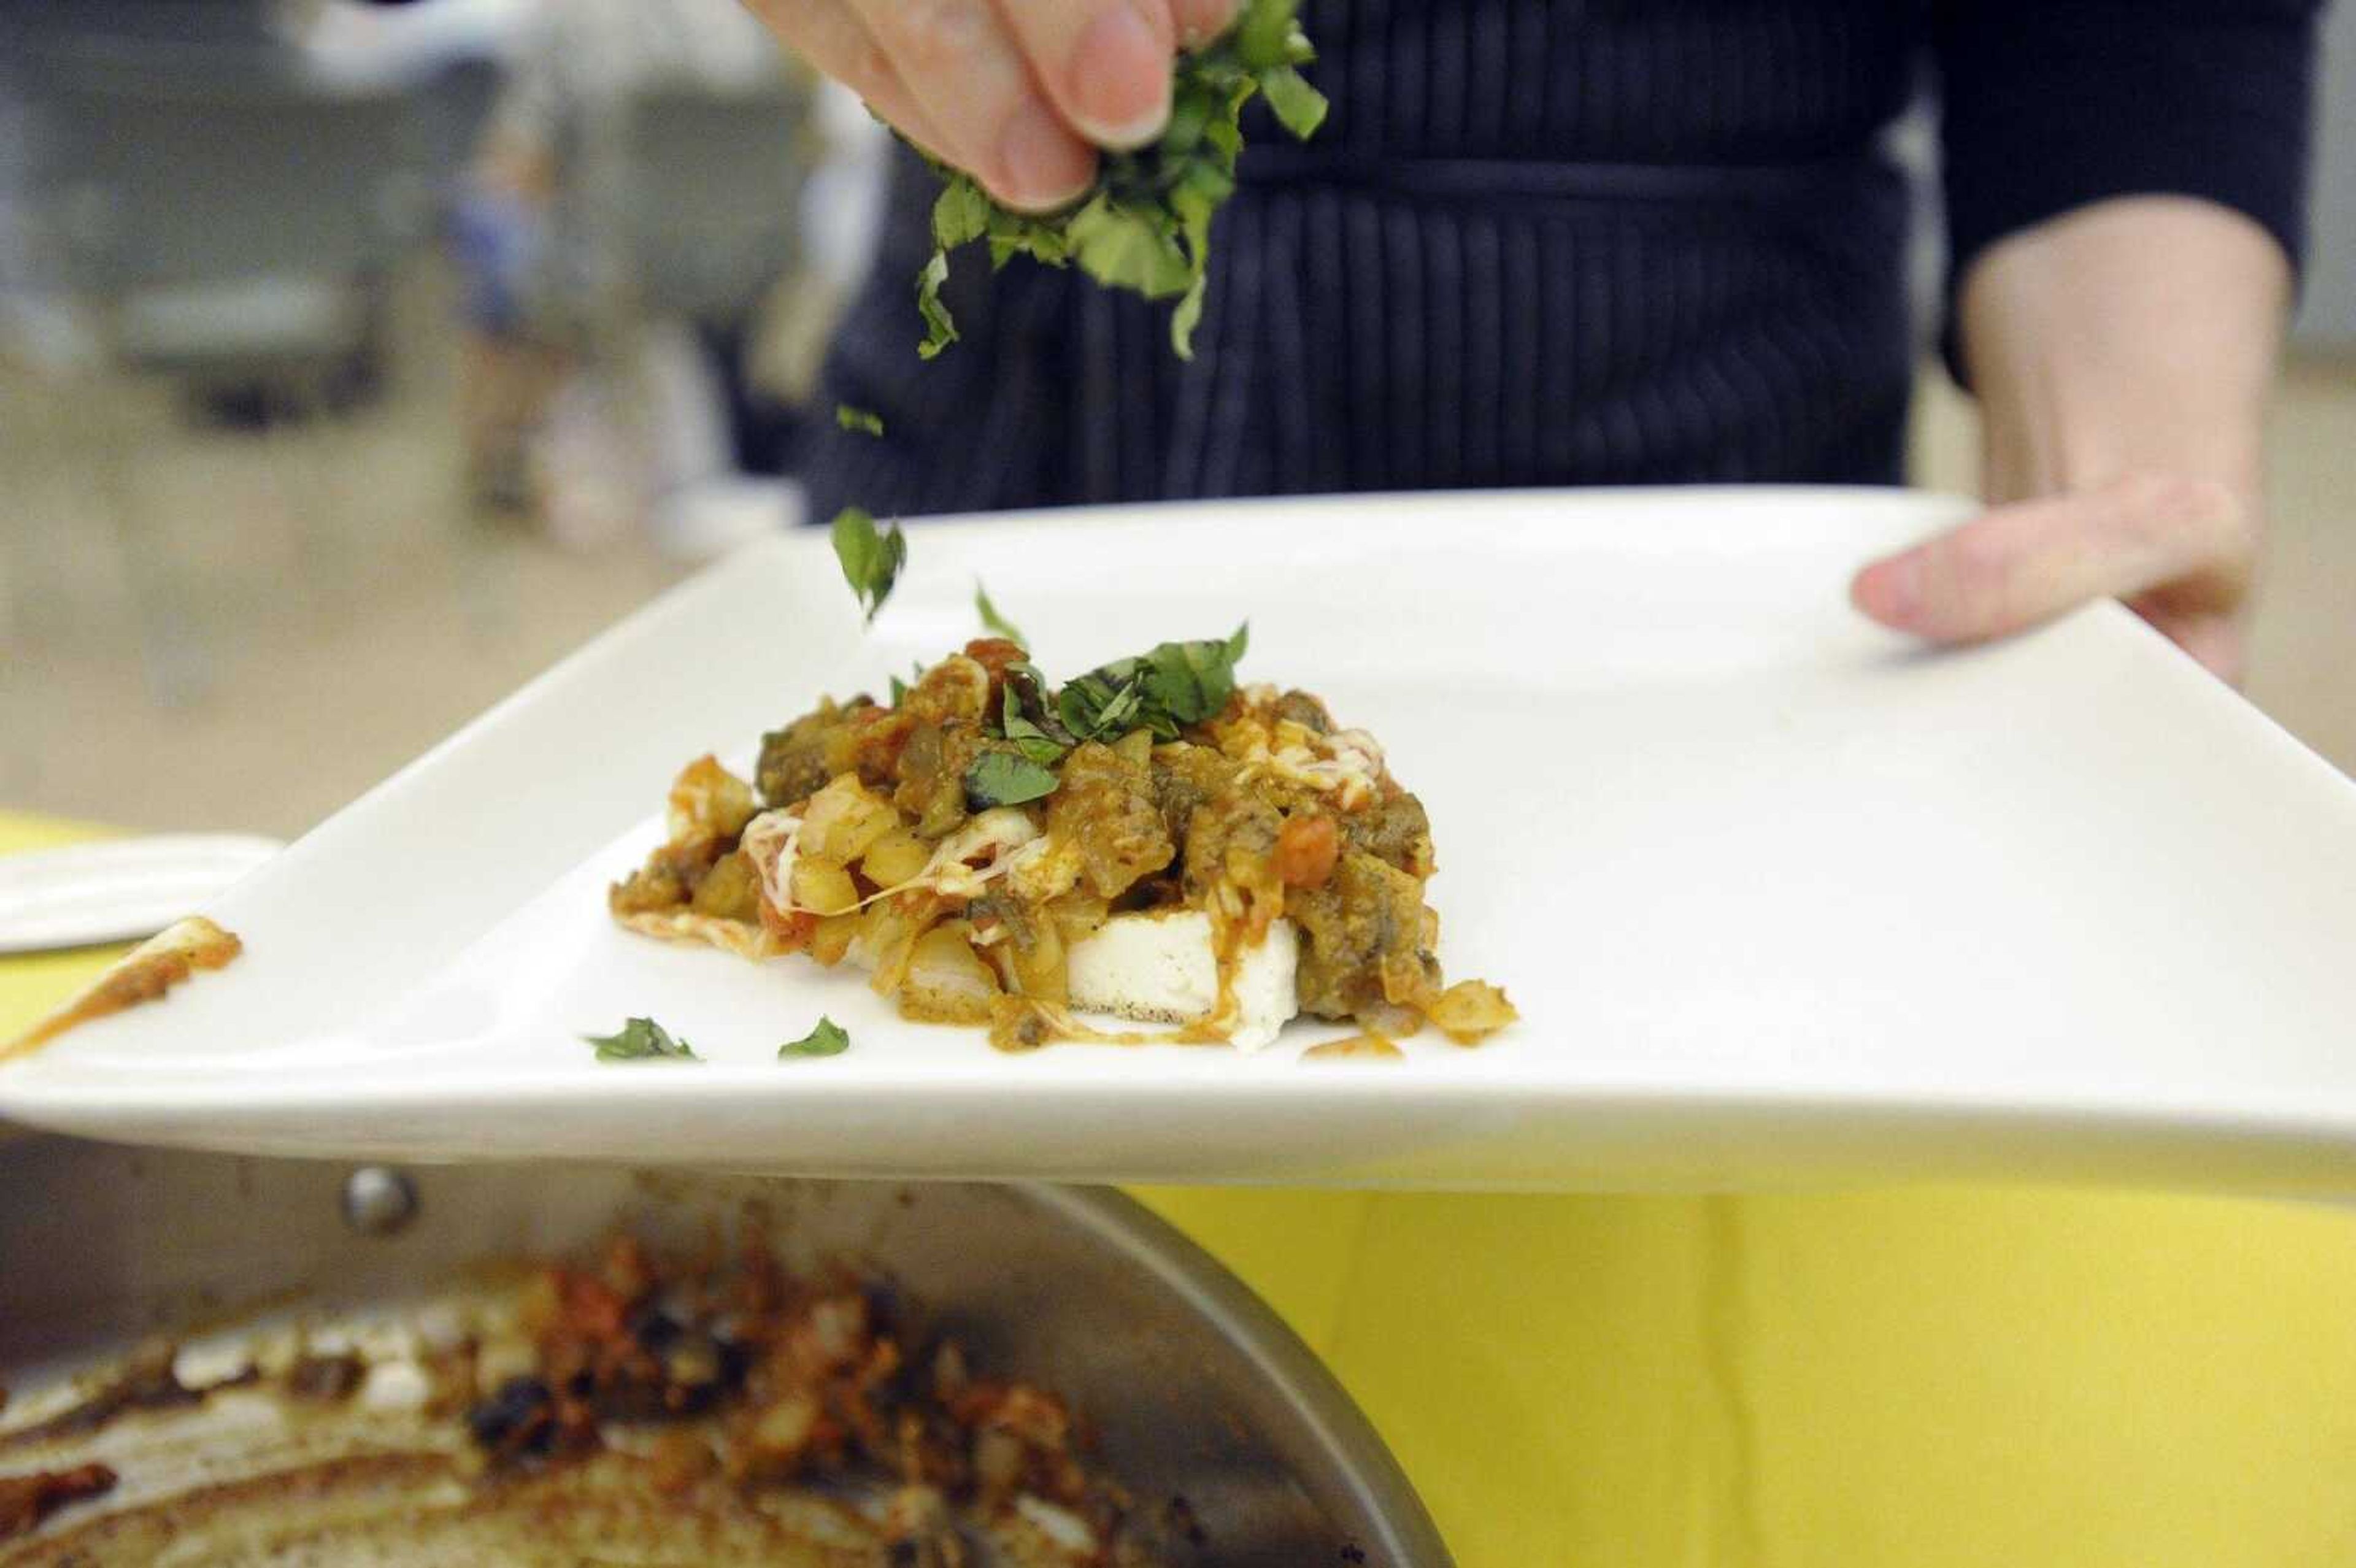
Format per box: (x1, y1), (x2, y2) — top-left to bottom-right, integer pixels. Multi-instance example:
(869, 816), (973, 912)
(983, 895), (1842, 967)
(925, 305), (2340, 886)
(0, 833), (281, 955)
(0, 1134), (1450, 1566)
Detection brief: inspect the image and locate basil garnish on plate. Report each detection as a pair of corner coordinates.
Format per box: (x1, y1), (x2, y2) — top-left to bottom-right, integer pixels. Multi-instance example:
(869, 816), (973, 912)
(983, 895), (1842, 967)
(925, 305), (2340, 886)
(779, 1017), (850, 1058)
(1059, 625), (1249, 742)
(585, 1017), (700, 1063)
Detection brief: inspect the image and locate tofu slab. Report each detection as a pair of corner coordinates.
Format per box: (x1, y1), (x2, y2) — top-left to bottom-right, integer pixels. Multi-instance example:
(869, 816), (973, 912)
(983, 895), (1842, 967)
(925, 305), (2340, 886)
(1064, 911), (1299, 1053)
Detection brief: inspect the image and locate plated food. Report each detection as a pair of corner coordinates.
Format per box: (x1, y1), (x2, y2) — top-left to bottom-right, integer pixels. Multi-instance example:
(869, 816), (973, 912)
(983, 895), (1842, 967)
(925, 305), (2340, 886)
(610, 632), (1514, 1053)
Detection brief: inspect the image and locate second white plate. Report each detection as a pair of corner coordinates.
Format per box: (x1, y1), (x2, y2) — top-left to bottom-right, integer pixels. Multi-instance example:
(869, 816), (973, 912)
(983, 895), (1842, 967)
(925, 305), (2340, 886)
(7, 488), (2356, 1192)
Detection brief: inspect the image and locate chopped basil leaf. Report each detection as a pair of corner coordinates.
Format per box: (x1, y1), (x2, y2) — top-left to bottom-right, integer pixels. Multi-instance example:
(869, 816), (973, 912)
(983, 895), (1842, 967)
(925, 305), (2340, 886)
(1001, 685), (1070, 765)
(975, 580), (1028, 650)
(1057, 624), (1248, 742)
(888, 658), (930, 709)
(964, 750), (1060, 809)
(584, 1017), (699, 1063)
(1004, 663), (1077, 742)
(1259, 65), (1330, 139)
(835, 404), (885, 437)
(915, 250), (958, 359)
(1091, 678), (1149, 736)
(912, 0), (1322, 361)
(1058, 669), (1139, 743)
(779, 1017), (850, 1058)
(831, 507), (906, 623)
(933, 174), (992, 250)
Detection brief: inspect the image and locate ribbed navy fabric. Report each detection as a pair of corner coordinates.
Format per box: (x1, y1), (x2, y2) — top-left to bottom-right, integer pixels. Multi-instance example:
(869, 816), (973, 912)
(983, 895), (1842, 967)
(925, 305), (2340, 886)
(805, 1), (2320, 518)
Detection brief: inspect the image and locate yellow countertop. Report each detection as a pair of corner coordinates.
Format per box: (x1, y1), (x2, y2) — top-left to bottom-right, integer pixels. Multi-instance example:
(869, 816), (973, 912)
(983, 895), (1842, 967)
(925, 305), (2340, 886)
(6, 812), (2353, 1566)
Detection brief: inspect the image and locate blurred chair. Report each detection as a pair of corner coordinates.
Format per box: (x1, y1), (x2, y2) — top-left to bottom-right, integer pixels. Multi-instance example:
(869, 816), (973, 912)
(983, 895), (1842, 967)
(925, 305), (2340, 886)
(607, 81), (809, 326)
(414, 56), (503, 202)
(6, 39), (441, 702)
(547, 80), (811, 555)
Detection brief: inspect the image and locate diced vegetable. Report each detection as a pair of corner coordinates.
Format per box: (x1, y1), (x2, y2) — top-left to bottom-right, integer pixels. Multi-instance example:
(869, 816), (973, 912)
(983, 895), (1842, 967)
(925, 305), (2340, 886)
(1273, 814), (1339, 889)
(853, 898), (930, 990)
(666, 755), (758, 845)
(903, 655), (991, 728)
(1047, 742), (1174, 899)
(1111, 729), (1153, 768)
(1424, 980), (1520, 1045)
(1047, 893), (1112, 946)
(976, 895), (1068, 1002)
(809, 913), (859, 967)
(690, 850), (761, 921)
(791, 857), (861, 918)
(898, 925), (1002, 1024)
(799, 774), (901, 864)
(860, 826), (933, 888)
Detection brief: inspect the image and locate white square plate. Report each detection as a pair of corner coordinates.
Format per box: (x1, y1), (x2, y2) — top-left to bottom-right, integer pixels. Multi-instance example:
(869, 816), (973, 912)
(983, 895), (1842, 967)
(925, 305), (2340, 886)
(9, 488), (2356, 1191)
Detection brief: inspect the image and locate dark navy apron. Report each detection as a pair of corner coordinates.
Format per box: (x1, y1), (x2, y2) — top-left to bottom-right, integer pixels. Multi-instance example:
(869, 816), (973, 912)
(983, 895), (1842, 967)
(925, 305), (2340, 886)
(805, 1), (1923, 518)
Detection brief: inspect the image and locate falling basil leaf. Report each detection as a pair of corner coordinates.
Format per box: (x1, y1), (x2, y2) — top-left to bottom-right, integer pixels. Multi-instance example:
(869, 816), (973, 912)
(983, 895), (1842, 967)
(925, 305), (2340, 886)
(831, 506), (906, 623)
(584, 1017), (700, 1063)
(975, 580), (1029, 650)
(915, 250), (958, 359)
(964, 750), (1060, 809)
(1259, 65), (1330, 139)
(779, 1017), (850, 1058)
(836, 404), (885, 437)
(911, 0), (1322, 361)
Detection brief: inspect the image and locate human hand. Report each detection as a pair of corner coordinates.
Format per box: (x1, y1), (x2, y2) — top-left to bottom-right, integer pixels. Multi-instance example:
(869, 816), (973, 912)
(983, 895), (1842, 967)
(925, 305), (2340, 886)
(738, 0), (1238, 212)
(1851, 473), (2257, 680)
(1850, 198), (2290, 685)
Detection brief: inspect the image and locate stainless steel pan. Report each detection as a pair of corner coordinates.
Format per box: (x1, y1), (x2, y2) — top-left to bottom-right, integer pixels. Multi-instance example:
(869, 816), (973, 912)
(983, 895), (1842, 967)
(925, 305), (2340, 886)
(0, 1135), (1449, 1565)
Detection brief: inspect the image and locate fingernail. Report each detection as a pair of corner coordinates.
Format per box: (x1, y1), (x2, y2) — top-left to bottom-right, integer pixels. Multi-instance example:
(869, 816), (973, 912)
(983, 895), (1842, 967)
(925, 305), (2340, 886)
(997, 99), (1096, 210)
(1069, 4), (1171, 147)
(1857, 555), (1923, 625)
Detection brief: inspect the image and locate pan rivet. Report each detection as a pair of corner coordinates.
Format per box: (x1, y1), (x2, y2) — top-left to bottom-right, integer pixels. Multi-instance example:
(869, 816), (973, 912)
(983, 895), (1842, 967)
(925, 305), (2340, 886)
(341, 1166), (419, 1236)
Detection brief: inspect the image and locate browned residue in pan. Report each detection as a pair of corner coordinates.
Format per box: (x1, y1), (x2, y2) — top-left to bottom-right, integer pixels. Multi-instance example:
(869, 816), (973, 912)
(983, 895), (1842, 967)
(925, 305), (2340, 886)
(1, 917), (242, 1063)
(2, 1449), (879, 1567)
(0, 1464), (117, 1544)
(0, 1342), (252, 1456)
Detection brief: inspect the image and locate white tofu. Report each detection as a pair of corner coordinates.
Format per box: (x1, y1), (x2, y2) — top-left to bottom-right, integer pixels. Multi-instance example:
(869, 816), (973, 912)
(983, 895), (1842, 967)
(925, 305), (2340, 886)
(1064, 911), (1299, 1053)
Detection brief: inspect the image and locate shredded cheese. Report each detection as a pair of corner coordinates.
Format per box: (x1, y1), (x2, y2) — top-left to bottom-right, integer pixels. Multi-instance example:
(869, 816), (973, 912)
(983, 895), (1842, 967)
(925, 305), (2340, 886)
(749, 805), (1047, 921)
(1217, 708), (1385, 810)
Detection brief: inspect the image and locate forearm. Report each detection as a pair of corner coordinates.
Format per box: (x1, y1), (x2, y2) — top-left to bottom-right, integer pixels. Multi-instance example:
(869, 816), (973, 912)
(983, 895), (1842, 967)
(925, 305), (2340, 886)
(1955, 195), (2292, 510)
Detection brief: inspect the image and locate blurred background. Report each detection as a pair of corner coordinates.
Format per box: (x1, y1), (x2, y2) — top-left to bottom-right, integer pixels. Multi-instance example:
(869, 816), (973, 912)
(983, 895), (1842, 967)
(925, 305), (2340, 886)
(2, 0), (2350, 842)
